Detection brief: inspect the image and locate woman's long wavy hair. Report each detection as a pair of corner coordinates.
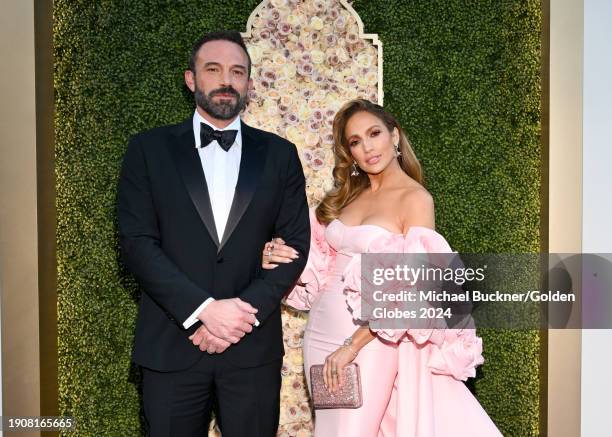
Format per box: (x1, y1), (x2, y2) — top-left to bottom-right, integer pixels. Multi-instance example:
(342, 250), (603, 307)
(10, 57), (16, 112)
(316, 99), (423, 224)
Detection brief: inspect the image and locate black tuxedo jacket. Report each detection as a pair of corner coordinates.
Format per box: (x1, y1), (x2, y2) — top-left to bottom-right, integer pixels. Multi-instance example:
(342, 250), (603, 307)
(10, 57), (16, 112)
(118, 117), (310, 371)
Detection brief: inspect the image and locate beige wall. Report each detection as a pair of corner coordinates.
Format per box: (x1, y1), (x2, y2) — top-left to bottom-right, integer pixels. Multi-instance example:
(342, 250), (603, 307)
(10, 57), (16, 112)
(0, 1), (44, 436)
(547, 0), (583, 436)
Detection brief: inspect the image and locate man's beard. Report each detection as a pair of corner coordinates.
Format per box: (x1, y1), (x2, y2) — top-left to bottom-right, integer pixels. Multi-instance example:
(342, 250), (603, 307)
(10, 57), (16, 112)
(194, 84), (248, 120)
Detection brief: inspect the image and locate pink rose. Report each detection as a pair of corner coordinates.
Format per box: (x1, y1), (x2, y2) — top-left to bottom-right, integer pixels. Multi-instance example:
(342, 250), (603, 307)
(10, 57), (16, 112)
(307, 121), (321, 133)
(267, 9), (281, 23)
(297, 62), (314, 77)
(346, 32), (359, 44)
(284, 112), (299, 126)
(322, 132), (334, 145)
(312, 74), (325, 85)
(326, 54), (340, 66)
(277, 22), (292, 36)
(334, 16), (347, 30)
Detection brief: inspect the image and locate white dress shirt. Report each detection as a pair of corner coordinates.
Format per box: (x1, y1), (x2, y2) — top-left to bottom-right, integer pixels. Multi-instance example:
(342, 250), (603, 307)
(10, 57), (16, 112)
(183, 111), (246, 329)
(195, 112), (243, 240)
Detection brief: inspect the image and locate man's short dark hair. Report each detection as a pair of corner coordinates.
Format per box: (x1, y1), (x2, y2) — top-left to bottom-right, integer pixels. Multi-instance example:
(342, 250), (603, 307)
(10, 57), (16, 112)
(189, 30), (252, 76)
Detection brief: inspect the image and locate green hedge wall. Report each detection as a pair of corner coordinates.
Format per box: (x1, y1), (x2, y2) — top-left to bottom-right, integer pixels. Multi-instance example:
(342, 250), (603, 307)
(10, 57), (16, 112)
(54, 1), (541, 436)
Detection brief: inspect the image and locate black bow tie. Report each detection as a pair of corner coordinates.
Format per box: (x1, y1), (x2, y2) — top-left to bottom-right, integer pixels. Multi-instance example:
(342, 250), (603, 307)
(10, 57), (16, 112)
(200, 123), (238, 152)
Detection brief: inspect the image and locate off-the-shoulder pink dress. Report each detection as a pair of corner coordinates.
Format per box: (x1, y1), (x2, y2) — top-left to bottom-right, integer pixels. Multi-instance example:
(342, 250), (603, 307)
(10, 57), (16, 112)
(286, 210), (503, 437)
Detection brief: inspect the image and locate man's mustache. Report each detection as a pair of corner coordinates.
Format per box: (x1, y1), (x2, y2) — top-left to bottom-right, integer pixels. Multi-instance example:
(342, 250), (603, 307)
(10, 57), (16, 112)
(209, 87), (240, 98)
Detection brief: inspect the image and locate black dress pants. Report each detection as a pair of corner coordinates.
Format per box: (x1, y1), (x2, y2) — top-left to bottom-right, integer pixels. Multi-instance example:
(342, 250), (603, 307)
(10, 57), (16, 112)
(142, 354), (282, 437)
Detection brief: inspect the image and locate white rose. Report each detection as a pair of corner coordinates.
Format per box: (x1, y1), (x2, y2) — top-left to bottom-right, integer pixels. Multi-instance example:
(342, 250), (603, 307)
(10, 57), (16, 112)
(280, 62), (296, 79)
(324, 93), (341, 108)
(310, 49), (325, 64)
(277, 6), (291, 17)
(356, 52), (373, 68)
(286, 13), (300, 27)
(321, 24), (334, 35)
(308, 99), (321, 109)
(332, 70), (345, 82)
(272, 53), (286, 66)
(357, 75), (369, 88)
(289, 350), (304, 366)
(280, 94), (293, 107)
(365, 71), (378, 85)
(336, 47), (350, 63)
(251, 17), (264, 29)
(298, 105), (312, 120)
(310, 16), (324, 31)
(304, 132), (320, 147)
(285, 125), (302, 144)
(266, 89), (281, 100)
(312, 89), (327, 101)
(322, 175), (334, 192)
(248, 45), (264, 65)
(274, 78), (289, 91)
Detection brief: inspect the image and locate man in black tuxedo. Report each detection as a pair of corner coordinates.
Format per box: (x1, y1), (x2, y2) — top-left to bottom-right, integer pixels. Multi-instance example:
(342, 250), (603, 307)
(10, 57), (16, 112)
(118, 31), (310, 437)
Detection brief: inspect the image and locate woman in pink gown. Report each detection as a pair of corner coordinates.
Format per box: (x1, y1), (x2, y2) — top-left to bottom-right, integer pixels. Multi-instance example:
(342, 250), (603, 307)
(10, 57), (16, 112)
(263, 99), (502, 437)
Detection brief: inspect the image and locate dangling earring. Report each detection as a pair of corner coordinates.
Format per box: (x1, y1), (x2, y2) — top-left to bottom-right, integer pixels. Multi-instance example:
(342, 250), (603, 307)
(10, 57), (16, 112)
(394, 143), (402, 157)
(351, 161), (359, 176)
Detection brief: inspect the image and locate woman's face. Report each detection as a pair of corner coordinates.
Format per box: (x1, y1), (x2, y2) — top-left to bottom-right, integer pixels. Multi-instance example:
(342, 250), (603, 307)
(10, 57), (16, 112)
(344, 111), (399, 175)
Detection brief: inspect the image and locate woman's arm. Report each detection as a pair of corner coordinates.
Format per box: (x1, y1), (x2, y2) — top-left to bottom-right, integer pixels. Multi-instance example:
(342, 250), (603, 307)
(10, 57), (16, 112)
(323, 326), (375, 393)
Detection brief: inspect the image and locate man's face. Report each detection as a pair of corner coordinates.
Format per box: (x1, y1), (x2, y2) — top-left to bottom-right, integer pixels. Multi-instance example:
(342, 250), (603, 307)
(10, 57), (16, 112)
(185, 40), (253, 121)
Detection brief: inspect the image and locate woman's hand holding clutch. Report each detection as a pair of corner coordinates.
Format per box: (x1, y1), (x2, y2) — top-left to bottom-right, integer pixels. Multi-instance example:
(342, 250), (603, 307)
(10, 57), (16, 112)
(323, 343), (359, 393)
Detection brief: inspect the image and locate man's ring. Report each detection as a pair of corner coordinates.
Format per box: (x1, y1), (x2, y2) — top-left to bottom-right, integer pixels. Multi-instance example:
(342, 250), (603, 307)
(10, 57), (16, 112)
(267, 250), (272, 257)
(331, 369), (338, 375)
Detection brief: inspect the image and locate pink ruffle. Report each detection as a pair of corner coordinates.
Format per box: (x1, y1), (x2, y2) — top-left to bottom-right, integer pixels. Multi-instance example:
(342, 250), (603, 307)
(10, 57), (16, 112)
(341, 254), (363, 317)
(342, 226), (453, 322)
(342, 227), (484, 381)
(285, 209), (336, 310)
(427, 328), (484, 381)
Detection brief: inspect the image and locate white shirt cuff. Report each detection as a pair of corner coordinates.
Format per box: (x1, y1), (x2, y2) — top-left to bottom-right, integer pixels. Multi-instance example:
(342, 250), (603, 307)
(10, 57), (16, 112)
(183, 297), (215, 329)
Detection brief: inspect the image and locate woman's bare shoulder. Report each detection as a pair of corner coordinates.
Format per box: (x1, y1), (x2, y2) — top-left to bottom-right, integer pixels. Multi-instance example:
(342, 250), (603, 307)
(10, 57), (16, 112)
(399, 184), (433, 205)
(397, 185), (435, 230)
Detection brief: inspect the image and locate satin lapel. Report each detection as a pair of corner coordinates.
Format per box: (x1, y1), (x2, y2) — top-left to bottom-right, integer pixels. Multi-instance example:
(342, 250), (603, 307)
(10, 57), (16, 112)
(169, 120), (220, 247)
(219, 122), (267, 252)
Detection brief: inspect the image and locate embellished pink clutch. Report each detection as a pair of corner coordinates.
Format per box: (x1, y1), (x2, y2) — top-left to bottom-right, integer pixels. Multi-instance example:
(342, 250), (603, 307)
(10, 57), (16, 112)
(310, 363), (363, 409)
